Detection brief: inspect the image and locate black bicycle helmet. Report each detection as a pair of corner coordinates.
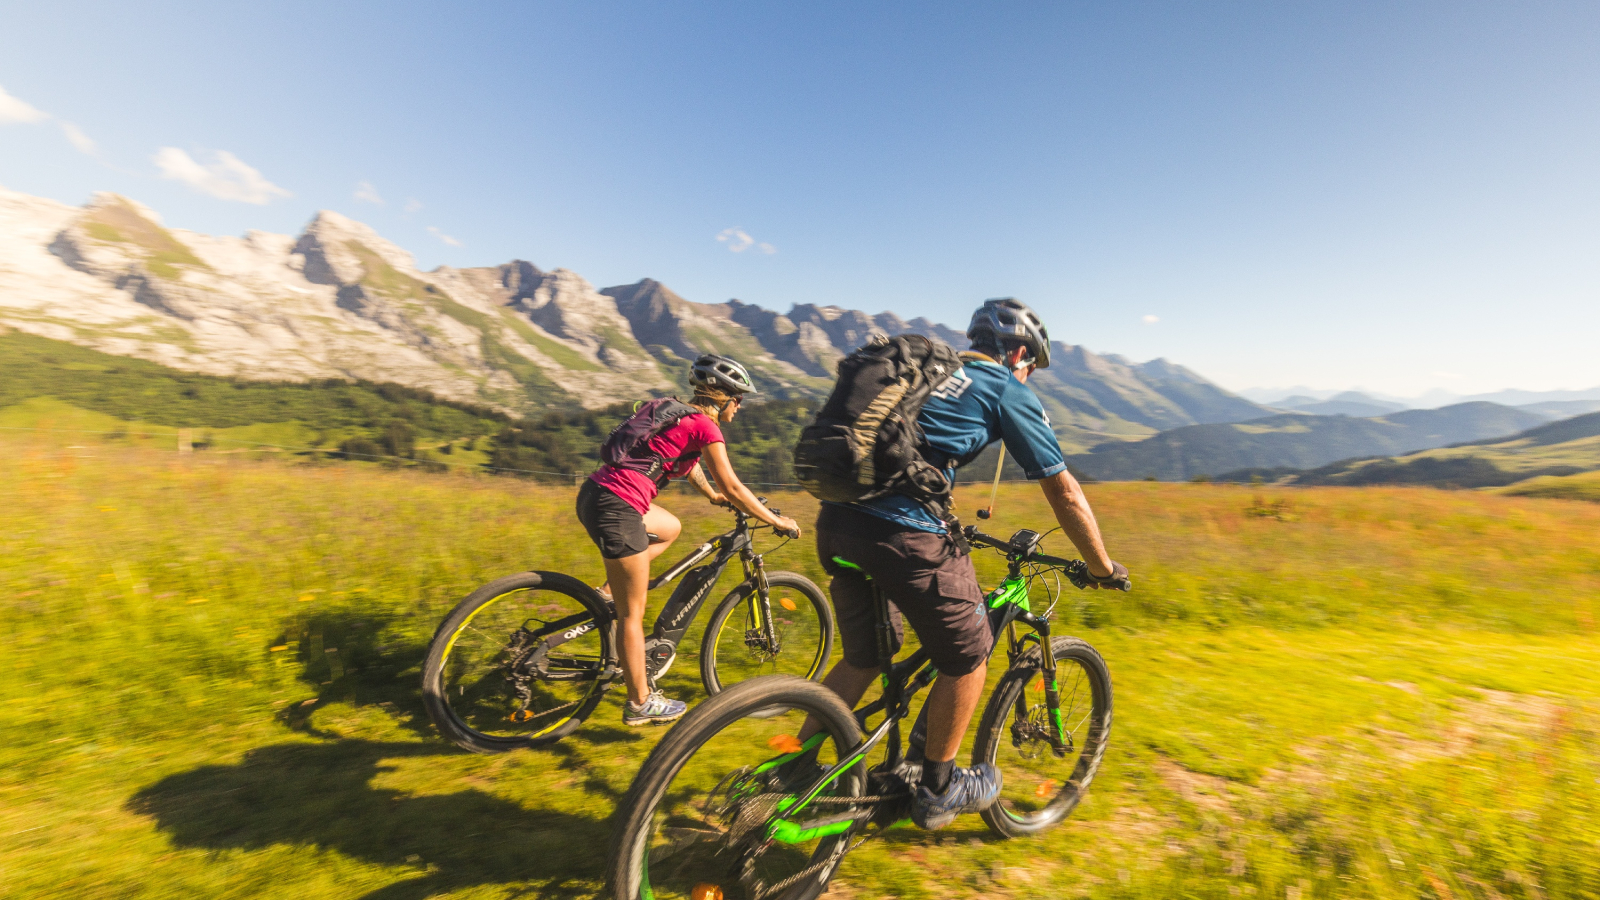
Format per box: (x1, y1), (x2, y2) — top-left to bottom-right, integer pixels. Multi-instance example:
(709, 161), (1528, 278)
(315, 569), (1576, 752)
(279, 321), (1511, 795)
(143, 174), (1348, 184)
(966, 297), (1051, 369)
(690, 353), (756, 395)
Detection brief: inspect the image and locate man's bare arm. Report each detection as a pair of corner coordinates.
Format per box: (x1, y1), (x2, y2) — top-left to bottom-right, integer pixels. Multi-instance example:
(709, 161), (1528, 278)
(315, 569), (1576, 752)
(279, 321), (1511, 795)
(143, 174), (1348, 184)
(1038, 470), (1115, 578)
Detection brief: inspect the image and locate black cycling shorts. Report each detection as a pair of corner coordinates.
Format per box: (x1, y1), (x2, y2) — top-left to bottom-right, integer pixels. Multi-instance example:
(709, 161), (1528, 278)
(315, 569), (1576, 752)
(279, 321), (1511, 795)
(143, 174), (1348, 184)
(576, 479), (650, 559)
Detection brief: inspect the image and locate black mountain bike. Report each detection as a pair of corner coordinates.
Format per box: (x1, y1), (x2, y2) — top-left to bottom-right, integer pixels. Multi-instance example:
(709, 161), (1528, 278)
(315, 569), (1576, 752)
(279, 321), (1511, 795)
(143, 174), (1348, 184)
(607, 525), (1123, 900)
(421, 500), (833, 753)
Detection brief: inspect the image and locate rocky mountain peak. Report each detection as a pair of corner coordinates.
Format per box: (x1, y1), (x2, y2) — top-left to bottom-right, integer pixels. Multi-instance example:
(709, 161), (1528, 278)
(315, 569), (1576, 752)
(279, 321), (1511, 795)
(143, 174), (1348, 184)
(0, 186), (1270, 436)
(293, 210), (416, 286)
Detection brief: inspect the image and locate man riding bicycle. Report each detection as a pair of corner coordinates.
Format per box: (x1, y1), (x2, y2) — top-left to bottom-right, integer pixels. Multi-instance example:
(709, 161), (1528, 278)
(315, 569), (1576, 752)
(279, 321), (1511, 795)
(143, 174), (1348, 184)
(799, 297), (1130, 830)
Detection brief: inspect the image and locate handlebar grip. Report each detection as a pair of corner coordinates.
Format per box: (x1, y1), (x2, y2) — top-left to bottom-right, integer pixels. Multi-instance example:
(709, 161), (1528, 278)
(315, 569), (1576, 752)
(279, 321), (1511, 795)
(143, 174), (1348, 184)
(778, 526), (800, 539)
(965, 529), (1007, 549)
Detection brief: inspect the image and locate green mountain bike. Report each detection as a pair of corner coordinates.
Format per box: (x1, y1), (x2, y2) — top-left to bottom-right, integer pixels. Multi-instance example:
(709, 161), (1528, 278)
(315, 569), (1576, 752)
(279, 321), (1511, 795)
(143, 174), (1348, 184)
(421, 500), (833, 753)
(607, 525), (1122, 900)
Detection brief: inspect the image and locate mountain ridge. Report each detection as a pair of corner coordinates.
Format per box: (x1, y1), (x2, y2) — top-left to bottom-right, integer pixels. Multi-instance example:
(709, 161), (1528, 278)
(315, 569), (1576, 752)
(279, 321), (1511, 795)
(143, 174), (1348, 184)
(1066, 402), (1549, 481)
(0, 186), (1271, 443)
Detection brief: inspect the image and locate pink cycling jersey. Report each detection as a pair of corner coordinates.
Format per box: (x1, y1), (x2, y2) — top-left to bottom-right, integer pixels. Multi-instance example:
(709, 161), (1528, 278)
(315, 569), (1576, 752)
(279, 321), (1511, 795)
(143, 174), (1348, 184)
(589, 412), (724, 514)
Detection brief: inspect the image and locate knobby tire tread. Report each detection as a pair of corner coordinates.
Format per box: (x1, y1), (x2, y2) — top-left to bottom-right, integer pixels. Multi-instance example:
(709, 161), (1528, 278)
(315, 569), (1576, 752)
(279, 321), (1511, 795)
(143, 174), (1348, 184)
(973, 635), (1113, 837)
(699, 571), (835, 698)
(421, 571), (613, 754)
(607, 675), (864, 900)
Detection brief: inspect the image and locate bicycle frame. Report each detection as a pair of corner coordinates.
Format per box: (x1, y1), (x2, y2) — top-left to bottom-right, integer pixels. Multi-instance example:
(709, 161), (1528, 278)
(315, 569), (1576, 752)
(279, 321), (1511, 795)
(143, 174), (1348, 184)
(532, 509), (782, 674)
(760, 540), (1076, 843)
(644, 509), (786, 664)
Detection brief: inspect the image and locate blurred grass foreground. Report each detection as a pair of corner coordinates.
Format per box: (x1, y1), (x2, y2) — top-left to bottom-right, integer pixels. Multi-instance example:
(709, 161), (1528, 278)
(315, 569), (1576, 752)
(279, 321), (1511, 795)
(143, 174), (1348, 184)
(2, 442), (1599, 899)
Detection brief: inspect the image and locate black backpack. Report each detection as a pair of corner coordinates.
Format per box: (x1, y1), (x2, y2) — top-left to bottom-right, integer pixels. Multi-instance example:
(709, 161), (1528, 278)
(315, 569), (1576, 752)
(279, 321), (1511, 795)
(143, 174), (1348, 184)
(793, 333), (961, 516)
(601, 398), (702, 486)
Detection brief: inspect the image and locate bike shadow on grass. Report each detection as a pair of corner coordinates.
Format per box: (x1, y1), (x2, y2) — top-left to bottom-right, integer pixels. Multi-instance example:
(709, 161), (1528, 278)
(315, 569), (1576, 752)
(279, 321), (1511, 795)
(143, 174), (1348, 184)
(127, 608), (653, 897)
(270, 607), (438, 741)
(128, 737), (609, 900)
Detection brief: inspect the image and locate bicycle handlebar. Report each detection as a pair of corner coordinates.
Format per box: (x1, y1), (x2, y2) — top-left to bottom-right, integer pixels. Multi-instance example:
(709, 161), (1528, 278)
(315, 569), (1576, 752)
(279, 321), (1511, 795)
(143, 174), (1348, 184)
(731, 496), (798, 539)
(965, 525), (1130, 591)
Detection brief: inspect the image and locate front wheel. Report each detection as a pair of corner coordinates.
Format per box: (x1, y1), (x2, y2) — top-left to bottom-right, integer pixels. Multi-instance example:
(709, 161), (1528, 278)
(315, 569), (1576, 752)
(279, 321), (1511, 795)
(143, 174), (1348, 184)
(421, 571), (614, 753)
(973, 636), (1112, 837)
(608, 676), (865, 900)
(700, 572), (833, 701)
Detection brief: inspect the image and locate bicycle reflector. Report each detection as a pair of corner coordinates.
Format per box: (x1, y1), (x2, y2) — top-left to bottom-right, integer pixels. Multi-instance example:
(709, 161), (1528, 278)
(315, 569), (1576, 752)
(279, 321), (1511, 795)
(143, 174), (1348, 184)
(691, 885), (724, 900)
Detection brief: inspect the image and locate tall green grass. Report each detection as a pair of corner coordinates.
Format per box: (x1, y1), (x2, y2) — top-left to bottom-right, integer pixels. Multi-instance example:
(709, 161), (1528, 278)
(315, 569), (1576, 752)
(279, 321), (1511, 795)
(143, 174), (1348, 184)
(2, 444), (1598, 898)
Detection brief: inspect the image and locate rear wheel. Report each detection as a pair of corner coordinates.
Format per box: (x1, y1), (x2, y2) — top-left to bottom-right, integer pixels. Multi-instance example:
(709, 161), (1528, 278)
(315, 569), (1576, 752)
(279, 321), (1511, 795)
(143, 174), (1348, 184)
(608, 675), (866, 900)
(973, 636), (1112, 837)
(421, 571), (613, 753)
(700, 572), (833, 707)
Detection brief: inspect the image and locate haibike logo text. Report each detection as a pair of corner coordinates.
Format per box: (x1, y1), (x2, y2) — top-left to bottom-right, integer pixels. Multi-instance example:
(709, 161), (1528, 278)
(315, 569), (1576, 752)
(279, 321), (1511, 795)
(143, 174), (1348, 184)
(564, 621), (595, 641)
(664, 580), (716, 630)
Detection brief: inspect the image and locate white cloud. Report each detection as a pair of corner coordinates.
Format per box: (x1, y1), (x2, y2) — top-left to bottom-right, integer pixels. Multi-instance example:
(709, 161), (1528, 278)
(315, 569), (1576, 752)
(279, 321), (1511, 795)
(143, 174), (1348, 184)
(0, 85), (48, 124)
(404, 198), (423, 214)
(59, 122), (96, 155)
(427, 226), (463, 247)
(153, 147), (291, 204)
(1141, 314), (1160, 324)
(354, 180), (384, 205)
(717, 227), (777, 255)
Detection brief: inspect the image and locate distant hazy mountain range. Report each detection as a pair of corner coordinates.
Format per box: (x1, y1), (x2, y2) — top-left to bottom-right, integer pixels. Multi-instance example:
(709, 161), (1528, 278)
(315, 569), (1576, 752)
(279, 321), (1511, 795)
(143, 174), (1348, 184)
(1272, 391), (1407, 417)
(1273, 411), (1600, 490)
(0, 186), (1269, 448)
(1066, 402), (1548, 482)
(1244, 385), (1600, 412)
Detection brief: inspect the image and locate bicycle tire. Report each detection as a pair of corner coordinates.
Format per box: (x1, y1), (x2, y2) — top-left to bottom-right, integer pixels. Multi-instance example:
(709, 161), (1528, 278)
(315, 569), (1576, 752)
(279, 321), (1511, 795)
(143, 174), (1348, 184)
(421, 571), (614, 753)
(973, 636), (1112, 837)
(608, 675), (865, 900)
(699, 572), (834, 706)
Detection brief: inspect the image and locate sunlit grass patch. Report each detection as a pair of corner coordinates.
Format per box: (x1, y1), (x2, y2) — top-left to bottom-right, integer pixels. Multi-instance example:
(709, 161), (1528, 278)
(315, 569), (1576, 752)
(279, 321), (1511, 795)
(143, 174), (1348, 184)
(1, 449), (1597, 898)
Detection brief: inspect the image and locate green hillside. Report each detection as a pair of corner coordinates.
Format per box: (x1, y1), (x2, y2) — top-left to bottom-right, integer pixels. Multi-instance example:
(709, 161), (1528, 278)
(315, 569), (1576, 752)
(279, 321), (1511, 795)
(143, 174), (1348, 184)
(0, 330), (809, 483)
(1285, 411), (1600, 490)
(1069, 402), (1545, 481)
(1495, 469), (1600, 501)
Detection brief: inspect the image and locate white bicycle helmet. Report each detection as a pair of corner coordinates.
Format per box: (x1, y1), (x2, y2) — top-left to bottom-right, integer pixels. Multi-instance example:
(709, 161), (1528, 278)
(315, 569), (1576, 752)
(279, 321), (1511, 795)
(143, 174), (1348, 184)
(690, 354), (756, 396)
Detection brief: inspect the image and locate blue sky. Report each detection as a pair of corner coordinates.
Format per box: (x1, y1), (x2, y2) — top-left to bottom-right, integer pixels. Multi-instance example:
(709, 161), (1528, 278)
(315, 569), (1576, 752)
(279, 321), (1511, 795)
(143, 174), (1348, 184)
(3, 2), (1598, 396)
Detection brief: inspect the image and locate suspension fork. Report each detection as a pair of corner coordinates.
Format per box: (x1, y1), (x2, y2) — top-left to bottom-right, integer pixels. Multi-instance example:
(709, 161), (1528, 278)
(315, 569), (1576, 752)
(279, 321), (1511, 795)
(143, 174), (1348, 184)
(1033, 616), (1069, 753)
(741, 549), (778, 646)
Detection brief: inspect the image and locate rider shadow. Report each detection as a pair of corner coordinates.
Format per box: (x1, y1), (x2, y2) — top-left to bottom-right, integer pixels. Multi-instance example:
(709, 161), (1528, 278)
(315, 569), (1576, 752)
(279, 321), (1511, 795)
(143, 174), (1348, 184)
(270, 608), (435, 741)
(127, 609), (639, 897)
(128, 738), (610, 900)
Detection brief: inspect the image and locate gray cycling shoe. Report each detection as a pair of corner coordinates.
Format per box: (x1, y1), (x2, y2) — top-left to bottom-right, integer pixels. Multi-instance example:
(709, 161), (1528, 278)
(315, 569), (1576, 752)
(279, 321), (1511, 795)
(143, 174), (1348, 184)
(623, 690), (687, 726)
(912, 763), (1002, 830)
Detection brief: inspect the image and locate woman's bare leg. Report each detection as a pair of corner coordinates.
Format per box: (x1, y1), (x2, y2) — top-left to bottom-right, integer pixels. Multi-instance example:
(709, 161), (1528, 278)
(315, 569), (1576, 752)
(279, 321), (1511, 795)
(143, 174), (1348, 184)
(604, 552), (654, 704)
(601, 504), (683, 704)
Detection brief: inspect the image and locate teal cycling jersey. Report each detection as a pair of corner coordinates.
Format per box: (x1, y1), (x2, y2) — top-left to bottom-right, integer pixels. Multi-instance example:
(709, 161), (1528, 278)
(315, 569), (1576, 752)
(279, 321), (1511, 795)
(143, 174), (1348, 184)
(831, 355), (1066, 533)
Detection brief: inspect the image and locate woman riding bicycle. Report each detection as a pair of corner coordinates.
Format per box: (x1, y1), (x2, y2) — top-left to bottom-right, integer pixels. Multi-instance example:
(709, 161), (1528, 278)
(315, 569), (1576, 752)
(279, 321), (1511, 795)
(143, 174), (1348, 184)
(576, 353), (802, 726)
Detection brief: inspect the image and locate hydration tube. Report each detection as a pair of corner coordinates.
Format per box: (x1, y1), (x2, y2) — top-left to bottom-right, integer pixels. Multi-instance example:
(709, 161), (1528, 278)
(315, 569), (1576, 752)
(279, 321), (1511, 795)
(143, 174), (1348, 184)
(977, 444), (1006, 520)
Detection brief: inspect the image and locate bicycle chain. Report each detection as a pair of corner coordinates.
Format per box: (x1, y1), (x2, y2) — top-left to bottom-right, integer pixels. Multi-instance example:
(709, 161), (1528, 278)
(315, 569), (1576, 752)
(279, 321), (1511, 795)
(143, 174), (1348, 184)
(746, 793), (906, 900)
(750, 812), (899, 900)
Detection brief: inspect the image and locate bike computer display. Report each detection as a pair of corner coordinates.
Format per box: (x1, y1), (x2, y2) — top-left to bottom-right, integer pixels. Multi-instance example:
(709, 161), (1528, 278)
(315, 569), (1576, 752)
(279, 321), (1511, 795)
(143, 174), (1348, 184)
(1008, 529), (1042, 558)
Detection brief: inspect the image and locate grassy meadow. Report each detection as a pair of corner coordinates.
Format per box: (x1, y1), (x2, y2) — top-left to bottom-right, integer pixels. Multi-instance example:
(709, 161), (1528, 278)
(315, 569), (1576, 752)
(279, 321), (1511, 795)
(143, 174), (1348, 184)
(2, 442), (1600, 899)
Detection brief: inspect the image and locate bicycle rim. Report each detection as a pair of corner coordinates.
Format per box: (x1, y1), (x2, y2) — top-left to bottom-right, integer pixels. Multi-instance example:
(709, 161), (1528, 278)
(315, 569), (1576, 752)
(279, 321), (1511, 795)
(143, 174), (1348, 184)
(705, 584), (828, 687)
(437, 585), (605, 742)
(627, 696), (861, 899)
(981, 642), (1111, 830)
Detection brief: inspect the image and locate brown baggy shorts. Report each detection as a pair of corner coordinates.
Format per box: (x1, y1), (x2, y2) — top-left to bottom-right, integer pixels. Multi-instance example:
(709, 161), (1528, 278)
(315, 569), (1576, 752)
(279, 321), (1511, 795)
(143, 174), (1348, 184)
(814, 502), (993, 677)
